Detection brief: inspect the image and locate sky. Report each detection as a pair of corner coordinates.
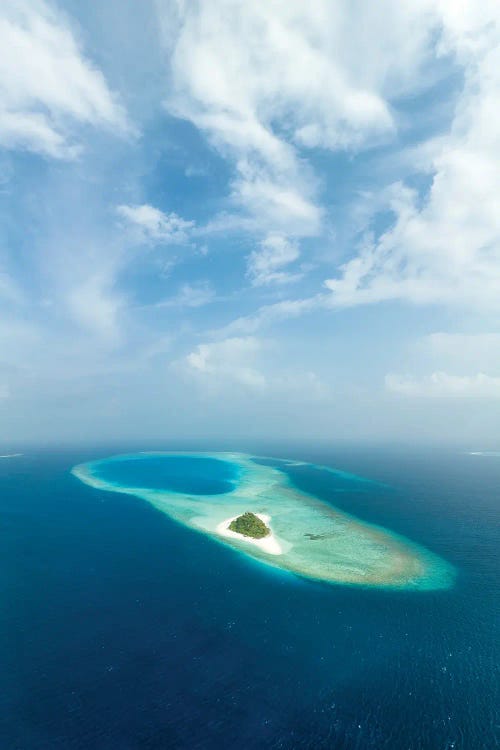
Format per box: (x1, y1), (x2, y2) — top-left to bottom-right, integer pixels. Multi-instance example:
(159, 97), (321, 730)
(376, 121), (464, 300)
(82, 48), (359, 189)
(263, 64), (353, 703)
(1, 0), (499, 445)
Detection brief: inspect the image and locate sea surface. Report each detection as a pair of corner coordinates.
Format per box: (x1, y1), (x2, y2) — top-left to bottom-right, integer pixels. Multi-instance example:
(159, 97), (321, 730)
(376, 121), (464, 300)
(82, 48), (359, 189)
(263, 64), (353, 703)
(1, 442), (499, 749)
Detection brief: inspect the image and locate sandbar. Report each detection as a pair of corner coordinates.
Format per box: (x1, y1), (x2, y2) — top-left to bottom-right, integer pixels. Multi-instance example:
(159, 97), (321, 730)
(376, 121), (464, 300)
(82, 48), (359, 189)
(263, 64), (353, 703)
(216, 513), (282, 555)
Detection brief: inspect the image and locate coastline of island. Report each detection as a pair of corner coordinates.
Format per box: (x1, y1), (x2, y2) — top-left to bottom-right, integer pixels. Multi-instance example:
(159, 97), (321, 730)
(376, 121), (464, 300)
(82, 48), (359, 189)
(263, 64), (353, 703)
(216, 513), (283, 555)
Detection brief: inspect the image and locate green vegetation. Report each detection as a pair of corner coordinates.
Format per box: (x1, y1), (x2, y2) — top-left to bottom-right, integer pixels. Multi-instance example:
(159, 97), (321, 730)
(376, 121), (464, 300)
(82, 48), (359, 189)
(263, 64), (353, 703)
(229, 512), (270, 539)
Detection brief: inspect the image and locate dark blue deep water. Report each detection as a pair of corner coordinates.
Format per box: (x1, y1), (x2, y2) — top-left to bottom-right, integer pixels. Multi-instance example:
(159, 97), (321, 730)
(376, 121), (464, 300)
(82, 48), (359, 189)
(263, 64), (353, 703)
(92, 454), (239, 496)
(1, 443), (499, 749)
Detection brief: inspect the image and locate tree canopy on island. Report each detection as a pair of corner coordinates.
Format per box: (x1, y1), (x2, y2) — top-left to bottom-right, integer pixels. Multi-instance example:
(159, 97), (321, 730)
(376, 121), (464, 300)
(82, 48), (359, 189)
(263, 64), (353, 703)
(229, 512), (270, 539)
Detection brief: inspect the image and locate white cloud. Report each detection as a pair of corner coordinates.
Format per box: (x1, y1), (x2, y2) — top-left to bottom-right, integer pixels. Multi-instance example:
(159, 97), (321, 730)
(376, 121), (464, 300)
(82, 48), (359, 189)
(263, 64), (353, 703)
(0, 0), (131, 158)
(158, 1), (500, 309)
(117, 204), (194, 244)
(67, 273), (124, 342)
(247, 234), (301, 286)
(229, 162), (321, 237)
(417, 333), (500, 372)
(325, 2), (500, 312)
(214, 296), (320, 337)
(158, 281), (215, 308)
(158, 1), (435, 237)
(185, 336), (267, 389)
(183, 334), (332, 401)
(386, 372), (500, 398)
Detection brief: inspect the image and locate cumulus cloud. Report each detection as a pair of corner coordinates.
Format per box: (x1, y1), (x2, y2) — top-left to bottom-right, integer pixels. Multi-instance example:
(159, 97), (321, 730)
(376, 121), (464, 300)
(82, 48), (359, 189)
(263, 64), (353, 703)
(229, 163), (321, 238)
(185, 336), (267, 389)
(325, 1), (500, 312)
(117, 204), (195, 245)
(385, 372), (500, 398)
(247, 234), (301, 286)
(182, 334), (332, 404)
(0, 0), (131, 158)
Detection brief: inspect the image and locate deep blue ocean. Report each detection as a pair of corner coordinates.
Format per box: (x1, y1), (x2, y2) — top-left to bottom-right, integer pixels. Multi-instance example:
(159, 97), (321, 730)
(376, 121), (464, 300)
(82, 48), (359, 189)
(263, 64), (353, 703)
(1, 443), (499, 749)
(93, 454), (240, 496)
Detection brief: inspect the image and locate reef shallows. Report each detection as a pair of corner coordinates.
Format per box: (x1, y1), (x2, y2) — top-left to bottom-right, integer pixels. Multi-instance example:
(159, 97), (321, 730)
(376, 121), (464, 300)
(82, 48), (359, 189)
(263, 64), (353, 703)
(72, 452), (454, 590)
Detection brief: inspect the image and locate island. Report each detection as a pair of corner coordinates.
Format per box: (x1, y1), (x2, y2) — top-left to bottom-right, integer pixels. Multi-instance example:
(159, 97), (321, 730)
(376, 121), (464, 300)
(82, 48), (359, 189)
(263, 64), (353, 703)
(216, 512), (283, 556)
(229, 512), (270, 538)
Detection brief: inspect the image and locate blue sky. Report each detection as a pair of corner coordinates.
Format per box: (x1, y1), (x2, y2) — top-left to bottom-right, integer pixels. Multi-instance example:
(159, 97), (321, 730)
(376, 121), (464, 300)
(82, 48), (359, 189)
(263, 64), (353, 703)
(1, 0), (499, 444)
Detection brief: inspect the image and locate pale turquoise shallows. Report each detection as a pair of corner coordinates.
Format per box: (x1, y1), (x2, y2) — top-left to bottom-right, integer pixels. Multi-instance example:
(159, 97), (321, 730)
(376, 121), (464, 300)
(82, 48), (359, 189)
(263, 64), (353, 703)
(72, 452), (454, 590)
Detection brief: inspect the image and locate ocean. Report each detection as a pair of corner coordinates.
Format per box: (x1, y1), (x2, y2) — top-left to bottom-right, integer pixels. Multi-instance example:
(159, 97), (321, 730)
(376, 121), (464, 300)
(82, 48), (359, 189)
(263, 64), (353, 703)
(1, 443), (499, 749)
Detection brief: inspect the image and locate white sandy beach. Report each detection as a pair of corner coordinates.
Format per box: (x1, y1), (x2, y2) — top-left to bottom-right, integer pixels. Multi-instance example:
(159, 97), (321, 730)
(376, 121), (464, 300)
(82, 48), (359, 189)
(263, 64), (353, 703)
(216, 513), (283, 555)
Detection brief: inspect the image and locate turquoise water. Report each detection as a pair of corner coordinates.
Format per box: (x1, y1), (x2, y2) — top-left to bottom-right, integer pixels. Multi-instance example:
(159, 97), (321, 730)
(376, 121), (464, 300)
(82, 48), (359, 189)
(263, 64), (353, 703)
(72, 452), (454, 590)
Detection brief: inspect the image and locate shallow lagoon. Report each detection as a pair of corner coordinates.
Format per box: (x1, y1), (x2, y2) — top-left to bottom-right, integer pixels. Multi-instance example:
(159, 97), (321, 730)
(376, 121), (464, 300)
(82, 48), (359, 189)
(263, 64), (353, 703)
(73, 452), (454, 590)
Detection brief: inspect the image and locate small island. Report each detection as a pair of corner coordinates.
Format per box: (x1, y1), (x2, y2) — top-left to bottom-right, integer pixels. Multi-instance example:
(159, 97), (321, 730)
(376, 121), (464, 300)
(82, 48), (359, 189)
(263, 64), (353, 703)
(229, 512), (270, 539)
(216, 511), (283, 555)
